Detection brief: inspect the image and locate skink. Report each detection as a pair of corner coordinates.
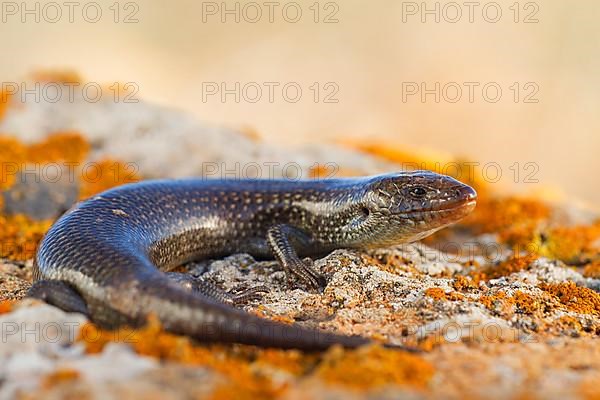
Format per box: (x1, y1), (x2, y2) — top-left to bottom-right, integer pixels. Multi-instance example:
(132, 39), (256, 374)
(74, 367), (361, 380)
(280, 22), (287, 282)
(30, 170), (476, 350)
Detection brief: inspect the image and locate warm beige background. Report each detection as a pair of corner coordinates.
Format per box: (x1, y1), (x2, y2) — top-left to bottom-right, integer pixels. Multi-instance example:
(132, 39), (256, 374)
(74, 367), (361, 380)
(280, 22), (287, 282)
(1, 0), (598, 205)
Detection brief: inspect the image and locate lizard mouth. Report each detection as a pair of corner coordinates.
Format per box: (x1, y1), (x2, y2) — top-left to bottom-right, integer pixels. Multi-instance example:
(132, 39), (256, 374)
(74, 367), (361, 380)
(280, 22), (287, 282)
(432, 186), (477, 213)
(400, 192), (477, 220)
(426, 198), (477, 224)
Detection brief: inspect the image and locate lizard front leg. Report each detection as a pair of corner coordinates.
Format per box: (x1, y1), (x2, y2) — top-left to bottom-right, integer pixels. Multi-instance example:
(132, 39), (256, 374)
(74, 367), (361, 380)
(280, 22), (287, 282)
(266, 224), (325, 289)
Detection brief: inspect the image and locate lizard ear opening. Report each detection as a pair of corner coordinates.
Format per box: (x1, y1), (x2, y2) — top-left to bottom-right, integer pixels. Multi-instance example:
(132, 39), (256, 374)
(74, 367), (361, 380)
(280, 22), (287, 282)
(360, 206), (370, 219)
(346, 204), (372, 230)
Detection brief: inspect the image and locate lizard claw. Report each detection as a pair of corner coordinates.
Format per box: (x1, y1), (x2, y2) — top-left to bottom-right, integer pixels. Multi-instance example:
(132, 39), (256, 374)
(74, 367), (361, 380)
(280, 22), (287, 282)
(286, 258), (326, 290)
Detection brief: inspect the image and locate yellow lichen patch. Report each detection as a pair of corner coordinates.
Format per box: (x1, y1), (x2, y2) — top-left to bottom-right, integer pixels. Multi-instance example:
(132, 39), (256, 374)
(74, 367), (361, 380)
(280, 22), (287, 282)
(0, 214), (52, 260)
(538, 222), (600, 264)
(30, 69), (82, 84)
(314, 345), (434, 390)
(78, 159), (141, 199)
(26, 131), (90, 164)
(0, 300), (14, 314)
(41, 368), (81, 389)
(539, 282), (600, 316)
(583, 260), (600, 279)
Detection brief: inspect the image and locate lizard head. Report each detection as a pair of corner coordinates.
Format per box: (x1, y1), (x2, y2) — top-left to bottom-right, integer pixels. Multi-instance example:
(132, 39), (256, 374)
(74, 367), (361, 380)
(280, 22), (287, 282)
(346, 170), (477, 247)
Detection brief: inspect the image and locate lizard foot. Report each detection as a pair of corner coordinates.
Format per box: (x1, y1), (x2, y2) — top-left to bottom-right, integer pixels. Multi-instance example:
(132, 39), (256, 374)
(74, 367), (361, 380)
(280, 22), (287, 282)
(285, 257), (326, 291)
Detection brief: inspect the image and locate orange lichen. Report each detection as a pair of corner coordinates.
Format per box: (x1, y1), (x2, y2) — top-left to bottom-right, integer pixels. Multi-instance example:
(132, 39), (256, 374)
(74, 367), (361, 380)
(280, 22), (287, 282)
(314, 345), (434, 390)
(78, 319), (286, 399)
(0, 135), (28, 191)
(463, 196), (551, 251)
(512, 291), (539, 315)
(472, 254), (538, 282)
(0, 300), (14, 314)
(479, 291), (514, 313)
(583, 260), (600, 279)
(424, 287), (447, 301)
(361, 253), (412, 276)
(417, 334), (447, 352)
(0, 132), (89, 195)
(554, 315), (585, 334)
(338, 141), (567, 258)
(78, 159), (141, 200)
(539, 282), (600, 316)
(41, 368), (81, 389)
(0, 90), (11, 120)
(0, 133), (95, 260)
(424, 287), (463, 301)
(452, 275), (479, 292)
(254, 349), (315, 376)
(26, 132), (90, 164)
(539, 222), (600, 264)
(250, 305), (296, 324)
(0, 133), (143, 261)
(78, 317), (434, 396)
(0, 214), (52, 260)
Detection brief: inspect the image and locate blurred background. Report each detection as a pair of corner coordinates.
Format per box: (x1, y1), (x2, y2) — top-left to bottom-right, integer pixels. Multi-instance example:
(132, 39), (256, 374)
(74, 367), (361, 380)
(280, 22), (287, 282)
(0, 0), (598, 206)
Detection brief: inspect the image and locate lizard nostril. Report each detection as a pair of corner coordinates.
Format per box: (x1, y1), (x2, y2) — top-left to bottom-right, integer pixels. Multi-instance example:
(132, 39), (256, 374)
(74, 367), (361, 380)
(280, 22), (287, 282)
(455, 186), (477, 201)
(466, 187), (477, 201)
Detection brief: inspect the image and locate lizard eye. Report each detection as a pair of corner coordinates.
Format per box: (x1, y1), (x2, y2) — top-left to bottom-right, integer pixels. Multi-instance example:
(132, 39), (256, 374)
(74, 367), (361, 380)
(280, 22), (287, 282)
(408, 186), (428, 199)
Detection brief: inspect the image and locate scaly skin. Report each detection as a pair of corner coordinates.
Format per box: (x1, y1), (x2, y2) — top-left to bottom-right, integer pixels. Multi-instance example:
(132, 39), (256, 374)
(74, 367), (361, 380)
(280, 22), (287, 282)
(29, 170), (476, 350)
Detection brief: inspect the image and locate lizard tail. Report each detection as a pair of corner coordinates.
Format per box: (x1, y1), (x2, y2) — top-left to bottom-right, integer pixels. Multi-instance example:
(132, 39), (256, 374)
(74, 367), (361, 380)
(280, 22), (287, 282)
(93, 274), (371, 351)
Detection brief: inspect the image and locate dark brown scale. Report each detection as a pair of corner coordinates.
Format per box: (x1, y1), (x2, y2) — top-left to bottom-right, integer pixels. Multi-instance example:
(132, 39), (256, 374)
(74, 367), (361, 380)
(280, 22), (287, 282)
(30, 171), (476, 350)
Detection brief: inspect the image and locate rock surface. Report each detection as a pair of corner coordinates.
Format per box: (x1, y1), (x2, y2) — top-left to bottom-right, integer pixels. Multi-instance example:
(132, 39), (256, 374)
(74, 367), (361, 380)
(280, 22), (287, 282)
(0, 81), (599, 399)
